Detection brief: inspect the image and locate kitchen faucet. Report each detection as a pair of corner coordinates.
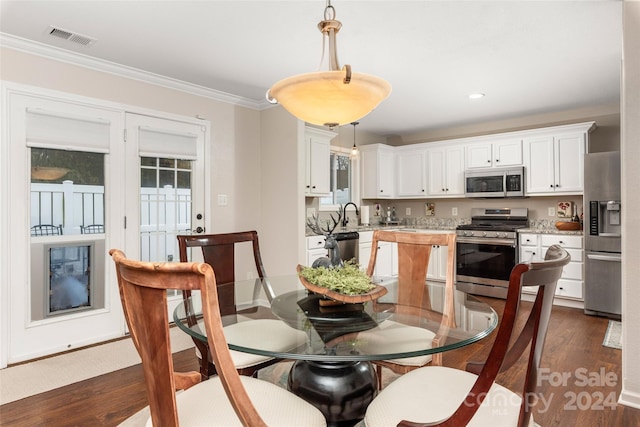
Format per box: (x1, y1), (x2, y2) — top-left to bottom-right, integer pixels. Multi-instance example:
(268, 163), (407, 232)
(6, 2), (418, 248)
(342, 202), (359, 227)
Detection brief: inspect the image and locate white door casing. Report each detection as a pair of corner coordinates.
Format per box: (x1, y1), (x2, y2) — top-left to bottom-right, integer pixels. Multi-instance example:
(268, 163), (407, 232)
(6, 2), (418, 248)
(2, 84), (209, 365)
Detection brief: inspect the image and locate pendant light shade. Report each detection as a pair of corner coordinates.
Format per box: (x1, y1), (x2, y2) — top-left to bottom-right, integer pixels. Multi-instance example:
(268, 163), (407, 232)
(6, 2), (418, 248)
(267, 1), (391, 128)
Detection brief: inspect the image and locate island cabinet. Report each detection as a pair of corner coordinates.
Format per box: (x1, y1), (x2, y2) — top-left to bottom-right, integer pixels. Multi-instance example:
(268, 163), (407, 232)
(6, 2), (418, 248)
(304, 127), (336, 196)
(396, 148), (427, 197)
(466, 138), (523, 169)
(523, 130), (587, 195)
(519, 232), (584, 302)
(360, 144), (396, 198)
(426, 144), (465, 197)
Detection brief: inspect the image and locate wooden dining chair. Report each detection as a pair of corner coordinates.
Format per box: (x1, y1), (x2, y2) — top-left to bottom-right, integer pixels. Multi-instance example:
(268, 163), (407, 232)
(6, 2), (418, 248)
(364, 245), (571, 427)
(177, 231), (292, 379)
(364, 230), (457, 386)
(110, 249), (326, 427)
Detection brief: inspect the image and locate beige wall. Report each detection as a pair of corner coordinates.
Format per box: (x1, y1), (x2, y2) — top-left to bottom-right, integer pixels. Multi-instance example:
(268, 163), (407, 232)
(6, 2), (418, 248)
(0, 47), (266, 275)
(620, 0), (640, 410)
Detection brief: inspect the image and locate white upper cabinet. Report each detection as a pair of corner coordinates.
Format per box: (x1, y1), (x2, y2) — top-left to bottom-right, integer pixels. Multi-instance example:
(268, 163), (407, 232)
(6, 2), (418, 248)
(466, 139), (523, 169)
(426, 144), (465, 197)
(304, 127), (335, 196)
(396, 148), (427, 197)
(524, 130), (586, 195)
(361, 144), (396, 198)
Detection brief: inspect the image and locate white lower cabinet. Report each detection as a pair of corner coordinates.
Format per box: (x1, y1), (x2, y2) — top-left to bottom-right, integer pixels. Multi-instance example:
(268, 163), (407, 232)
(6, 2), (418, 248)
(519, 233), (583, 301)
(306, 235), (327, 267)
(359, 231), (395, 276)
(426, 245), (449, 282)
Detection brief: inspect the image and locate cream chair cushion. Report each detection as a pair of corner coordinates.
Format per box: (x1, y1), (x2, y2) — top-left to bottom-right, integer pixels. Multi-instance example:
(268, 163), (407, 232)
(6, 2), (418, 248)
(196, 318), (307, 368)
(365, 366), (533, 427)
(137, 375), (325, 427)
(357, 320), (435, 366)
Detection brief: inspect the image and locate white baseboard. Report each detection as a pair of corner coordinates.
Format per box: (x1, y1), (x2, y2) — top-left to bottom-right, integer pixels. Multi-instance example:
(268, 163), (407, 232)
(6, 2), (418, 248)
(618, 388), (640, 410)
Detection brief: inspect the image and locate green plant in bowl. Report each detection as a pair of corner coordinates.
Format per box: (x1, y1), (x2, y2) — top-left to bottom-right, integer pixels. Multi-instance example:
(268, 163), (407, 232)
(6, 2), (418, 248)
(299, 261), (376, 295)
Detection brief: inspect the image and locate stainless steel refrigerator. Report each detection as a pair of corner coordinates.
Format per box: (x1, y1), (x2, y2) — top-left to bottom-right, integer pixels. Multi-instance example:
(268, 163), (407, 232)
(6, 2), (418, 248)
(584, 151), (621, 319)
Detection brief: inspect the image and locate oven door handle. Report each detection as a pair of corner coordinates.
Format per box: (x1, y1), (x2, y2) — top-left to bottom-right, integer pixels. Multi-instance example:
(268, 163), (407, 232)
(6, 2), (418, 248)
(457, 237), (516, 247)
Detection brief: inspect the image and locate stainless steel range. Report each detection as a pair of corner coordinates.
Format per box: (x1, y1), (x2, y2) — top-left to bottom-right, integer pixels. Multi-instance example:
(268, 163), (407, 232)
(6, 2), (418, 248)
(456, 208), (529, 298)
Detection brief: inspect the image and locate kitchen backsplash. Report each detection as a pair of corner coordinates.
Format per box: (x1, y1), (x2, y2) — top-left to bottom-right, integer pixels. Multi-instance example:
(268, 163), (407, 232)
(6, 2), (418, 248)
(306, 196), (583, 231)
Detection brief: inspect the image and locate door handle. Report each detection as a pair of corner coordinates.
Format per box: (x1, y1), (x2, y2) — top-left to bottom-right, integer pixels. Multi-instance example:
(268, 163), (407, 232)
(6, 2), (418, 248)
(193, 226), (205, 234)
(587, 253), (621, 262)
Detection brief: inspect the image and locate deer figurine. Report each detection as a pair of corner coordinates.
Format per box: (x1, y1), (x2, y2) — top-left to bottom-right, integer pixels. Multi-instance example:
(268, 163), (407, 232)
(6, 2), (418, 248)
(306, 207), (343, 268)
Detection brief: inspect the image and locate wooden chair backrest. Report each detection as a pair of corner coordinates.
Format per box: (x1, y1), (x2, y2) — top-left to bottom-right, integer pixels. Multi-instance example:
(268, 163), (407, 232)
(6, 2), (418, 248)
(110, 249), (267, 427)
(365, 230), (456, 308)
(401, 245), (571, 427)
(177, 231), (271, 315)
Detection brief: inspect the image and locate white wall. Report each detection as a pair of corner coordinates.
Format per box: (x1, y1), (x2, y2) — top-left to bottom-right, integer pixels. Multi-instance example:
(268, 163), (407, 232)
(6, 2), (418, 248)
(620, 0), (640, 410)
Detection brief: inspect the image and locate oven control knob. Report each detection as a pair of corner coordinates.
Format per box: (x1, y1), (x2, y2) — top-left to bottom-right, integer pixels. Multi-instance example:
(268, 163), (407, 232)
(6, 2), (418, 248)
(482, 232), (487, 237)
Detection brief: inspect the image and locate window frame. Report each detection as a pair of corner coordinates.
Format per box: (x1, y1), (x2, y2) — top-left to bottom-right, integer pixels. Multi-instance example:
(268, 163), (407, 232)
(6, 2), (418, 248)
(318, 146), (360, 212)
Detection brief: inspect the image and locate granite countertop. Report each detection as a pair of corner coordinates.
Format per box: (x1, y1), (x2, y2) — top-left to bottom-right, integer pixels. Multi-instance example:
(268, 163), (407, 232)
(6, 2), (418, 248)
(305, 223), (457, 237)
(518, 228), (584, 236)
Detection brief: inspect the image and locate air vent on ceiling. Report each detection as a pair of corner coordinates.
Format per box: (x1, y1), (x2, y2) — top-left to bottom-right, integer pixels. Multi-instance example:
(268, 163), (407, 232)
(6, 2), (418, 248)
(47, 26), (96, 46)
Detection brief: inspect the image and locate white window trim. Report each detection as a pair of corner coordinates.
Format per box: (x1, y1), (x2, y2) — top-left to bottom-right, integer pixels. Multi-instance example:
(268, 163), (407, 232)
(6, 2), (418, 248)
(318, 146), (360, 212)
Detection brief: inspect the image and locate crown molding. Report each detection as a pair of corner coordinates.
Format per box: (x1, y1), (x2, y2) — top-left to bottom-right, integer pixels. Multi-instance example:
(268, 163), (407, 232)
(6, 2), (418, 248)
(0, 33), (272, 110)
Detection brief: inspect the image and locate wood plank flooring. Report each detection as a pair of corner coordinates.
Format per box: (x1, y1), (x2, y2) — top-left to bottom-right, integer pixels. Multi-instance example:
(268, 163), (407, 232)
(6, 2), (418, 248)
(1, 297), (638, 426)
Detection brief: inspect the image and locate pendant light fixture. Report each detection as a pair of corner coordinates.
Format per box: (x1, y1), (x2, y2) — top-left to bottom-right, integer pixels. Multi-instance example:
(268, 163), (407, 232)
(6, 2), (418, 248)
(350, 121), (359, 157)
(267, 1), (391, 129)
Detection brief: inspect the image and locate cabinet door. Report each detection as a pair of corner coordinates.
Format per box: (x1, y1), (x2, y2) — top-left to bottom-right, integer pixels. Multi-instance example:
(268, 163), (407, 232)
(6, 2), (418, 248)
(494, 139), (522, 166)
(466, 143), (492, 169)
(524, 135), (555, 194)
(307, 136), (330, 195)
(378, 150), (395, 197)
(444, 146), (465, 195)
(554, 133), (585, 193)
(397, 150), (426, 196)
(376, 241), (394, 277)
(307, 248), (328, 267)
(359, 241), (372, 272)
(427, 148), (446, 196)
(361, 146), (395, 198)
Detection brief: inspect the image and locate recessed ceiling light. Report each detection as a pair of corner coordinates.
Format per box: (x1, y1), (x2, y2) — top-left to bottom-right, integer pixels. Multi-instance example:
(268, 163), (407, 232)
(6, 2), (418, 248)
(468, 93), (485, 100)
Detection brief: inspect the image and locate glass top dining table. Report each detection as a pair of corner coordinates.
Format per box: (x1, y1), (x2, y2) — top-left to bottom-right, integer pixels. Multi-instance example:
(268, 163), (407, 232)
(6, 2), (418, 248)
(172, 275), (498, 363)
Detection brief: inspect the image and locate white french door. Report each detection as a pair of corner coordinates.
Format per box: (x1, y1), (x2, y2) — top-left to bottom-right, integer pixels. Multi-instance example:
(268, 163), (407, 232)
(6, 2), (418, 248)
(123, 113), (207, 317)
(3, 86), (208, 365)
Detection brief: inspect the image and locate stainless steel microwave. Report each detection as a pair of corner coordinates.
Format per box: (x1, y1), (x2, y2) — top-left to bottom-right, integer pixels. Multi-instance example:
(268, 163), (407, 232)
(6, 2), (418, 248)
(464, 167), (525, 198)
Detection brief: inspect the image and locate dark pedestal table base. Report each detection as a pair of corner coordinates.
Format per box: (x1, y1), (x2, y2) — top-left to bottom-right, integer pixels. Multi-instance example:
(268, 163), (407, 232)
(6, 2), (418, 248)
(288, 360), (378, 427)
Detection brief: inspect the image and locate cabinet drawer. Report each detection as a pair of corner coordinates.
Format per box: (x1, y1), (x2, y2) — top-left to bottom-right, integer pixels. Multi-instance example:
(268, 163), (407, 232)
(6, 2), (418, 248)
(540, 234), (582, 249)
(556, 279), (583, 299)
(560, 261), (583, 280)
(359, 231), (374, 243)
(519, 234), (539, 246)
(542, 246), (582, 262)
(307, 236), (326, 249)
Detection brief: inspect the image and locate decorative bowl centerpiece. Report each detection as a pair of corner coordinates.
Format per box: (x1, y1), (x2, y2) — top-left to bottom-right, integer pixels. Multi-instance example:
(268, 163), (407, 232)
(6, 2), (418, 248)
(296, 263), (387, 306)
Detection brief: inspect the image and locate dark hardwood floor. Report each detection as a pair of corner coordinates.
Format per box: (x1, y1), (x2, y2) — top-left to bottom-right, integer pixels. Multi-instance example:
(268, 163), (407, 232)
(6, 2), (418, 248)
(1, 297), (638, 426)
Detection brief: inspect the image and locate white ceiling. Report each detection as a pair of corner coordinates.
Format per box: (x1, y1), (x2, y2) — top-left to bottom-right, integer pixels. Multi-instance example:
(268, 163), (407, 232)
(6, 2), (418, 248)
(0, 1), (623, 137)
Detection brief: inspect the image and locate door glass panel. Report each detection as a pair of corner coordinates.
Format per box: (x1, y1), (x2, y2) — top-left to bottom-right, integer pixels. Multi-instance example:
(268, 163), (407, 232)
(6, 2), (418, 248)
(30, 147), (106, 320)
(140, 156), (192, 297)
(30, 148), (106, 234)
(140, 157), (191, 253)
